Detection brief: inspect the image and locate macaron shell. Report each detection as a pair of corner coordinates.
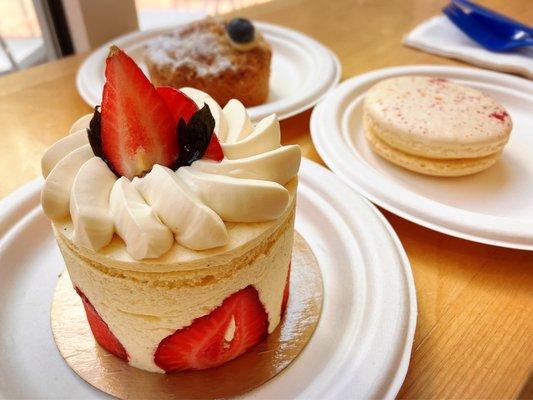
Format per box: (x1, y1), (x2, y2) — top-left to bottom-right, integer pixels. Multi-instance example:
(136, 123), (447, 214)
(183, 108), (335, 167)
(364, 117), (501, 177)
(364, 76), (512, 159)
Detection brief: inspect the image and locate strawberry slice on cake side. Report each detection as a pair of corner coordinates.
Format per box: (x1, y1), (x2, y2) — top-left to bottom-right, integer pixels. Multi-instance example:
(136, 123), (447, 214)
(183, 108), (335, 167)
(75, 287), (128, 361)
(154, 286), (269, 372)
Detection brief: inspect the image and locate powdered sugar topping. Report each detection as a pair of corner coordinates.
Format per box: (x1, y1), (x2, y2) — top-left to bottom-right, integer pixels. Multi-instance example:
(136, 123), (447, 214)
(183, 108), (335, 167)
(145, 21), (238, 77)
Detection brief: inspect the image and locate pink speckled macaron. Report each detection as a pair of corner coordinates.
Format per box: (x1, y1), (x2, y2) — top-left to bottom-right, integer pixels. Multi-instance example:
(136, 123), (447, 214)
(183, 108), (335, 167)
(363, 76), (512, 176)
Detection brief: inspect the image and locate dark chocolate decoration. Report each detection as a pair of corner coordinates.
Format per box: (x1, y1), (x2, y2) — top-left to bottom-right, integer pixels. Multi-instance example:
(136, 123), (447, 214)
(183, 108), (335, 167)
(87, 106), (103, 158)
(173, 105), (216, 169)
(87, 106), (119, 176)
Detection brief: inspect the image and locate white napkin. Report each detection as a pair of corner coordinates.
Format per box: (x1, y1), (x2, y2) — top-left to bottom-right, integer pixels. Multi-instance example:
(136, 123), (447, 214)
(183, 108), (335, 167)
(403, 15), (533, 79)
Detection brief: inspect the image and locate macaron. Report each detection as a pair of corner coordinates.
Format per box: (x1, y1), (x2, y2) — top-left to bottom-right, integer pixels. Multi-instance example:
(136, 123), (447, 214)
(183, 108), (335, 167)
(363, 76), (512, 177)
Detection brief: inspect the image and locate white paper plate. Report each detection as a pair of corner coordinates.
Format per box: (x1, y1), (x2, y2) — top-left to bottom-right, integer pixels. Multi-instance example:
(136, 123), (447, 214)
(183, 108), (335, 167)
(76, 20), (341, 122)
(0, 159), (415, 399)
(311, 65), (533, 251)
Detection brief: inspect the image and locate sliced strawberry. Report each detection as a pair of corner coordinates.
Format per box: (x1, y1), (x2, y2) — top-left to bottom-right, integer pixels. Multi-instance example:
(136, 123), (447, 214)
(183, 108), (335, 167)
(203, 134), (224, 161)
(156, 86), (198, 124)
(101, 46), (177, 179)
(281, 263), (291, 314)
(154, 286), (268, 372)
(75, 287), (128, 361)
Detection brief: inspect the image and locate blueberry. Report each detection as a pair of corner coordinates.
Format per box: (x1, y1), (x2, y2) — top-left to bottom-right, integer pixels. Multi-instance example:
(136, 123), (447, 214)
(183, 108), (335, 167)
(226, 18), (255, 44)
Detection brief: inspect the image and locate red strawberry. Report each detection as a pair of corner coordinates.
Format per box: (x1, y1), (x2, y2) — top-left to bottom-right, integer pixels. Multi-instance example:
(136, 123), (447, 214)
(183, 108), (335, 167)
(156, 86), (198, 124)
(101, 46), (178, 179)
(154, 286), (268, 372)
(75, 287), (128, 361)
(203, 134), (224, 161)
(281, 263), (291, 314)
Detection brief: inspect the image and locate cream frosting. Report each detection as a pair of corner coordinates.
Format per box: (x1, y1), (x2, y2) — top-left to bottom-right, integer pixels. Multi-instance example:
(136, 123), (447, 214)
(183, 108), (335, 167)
(222, 113), (279, 159)
(226, 31), (262, 52)
(180, 87), (228, 140)
(69, 113), (93, 134)
(177, 168), (289, 222)
(41, 89), (301, 259)
(191, 146), (301, 185)
(110, 177), (174, 260)
(42, 129), (89, 178)
(41, 144), (94, 219)
(133, 165), (229, 250)
(70, 157), (116, 251)
(222, 99), (252, 142)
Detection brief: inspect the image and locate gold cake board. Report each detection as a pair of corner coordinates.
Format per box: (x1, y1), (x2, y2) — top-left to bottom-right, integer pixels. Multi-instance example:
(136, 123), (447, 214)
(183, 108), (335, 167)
(51, 233), (323, 399)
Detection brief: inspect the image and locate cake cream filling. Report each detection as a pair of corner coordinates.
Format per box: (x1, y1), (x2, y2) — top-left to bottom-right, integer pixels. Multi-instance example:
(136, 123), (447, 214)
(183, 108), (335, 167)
(364, 115), (501, 176)
(41, 90), (301, 260)
(57, 205), (294, 373)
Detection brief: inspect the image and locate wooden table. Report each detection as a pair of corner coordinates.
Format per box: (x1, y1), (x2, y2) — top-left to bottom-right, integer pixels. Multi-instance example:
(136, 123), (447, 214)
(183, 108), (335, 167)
(1, 0), (532, 398)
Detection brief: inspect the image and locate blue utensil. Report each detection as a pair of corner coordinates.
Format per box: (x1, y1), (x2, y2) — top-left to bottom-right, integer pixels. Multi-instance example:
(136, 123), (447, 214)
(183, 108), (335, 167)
(453, 0), (533, 36)
(443, 2), (533, 52)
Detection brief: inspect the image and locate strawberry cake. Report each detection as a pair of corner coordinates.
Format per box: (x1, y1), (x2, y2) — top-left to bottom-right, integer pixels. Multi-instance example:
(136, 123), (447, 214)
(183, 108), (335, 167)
(41, 46), (300, 373)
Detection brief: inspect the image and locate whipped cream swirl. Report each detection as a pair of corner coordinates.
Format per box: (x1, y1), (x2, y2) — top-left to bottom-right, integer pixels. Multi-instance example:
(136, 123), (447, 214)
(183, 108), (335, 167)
(41, 89), (301, 260)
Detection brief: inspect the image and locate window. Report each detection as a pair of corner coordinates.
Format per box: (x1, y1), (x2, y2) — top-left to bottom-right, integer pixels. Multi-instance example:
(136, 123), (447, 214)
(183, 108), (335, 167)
(0, 0), (47, 74)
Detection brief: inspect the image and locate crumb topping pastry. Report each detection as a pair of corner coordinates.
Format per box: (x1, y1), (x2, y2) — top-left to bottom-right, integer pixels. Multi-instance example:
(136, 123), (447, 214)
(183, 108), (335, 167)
(145, 17), (265, 77)
(144, 17), (271, 107)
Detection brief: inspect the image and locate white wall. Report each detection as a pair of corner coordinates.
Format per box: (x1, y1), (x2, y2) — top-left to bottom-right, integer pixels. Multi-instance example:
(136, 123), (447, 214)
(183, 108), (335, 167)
(62, 0), (139, 53)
